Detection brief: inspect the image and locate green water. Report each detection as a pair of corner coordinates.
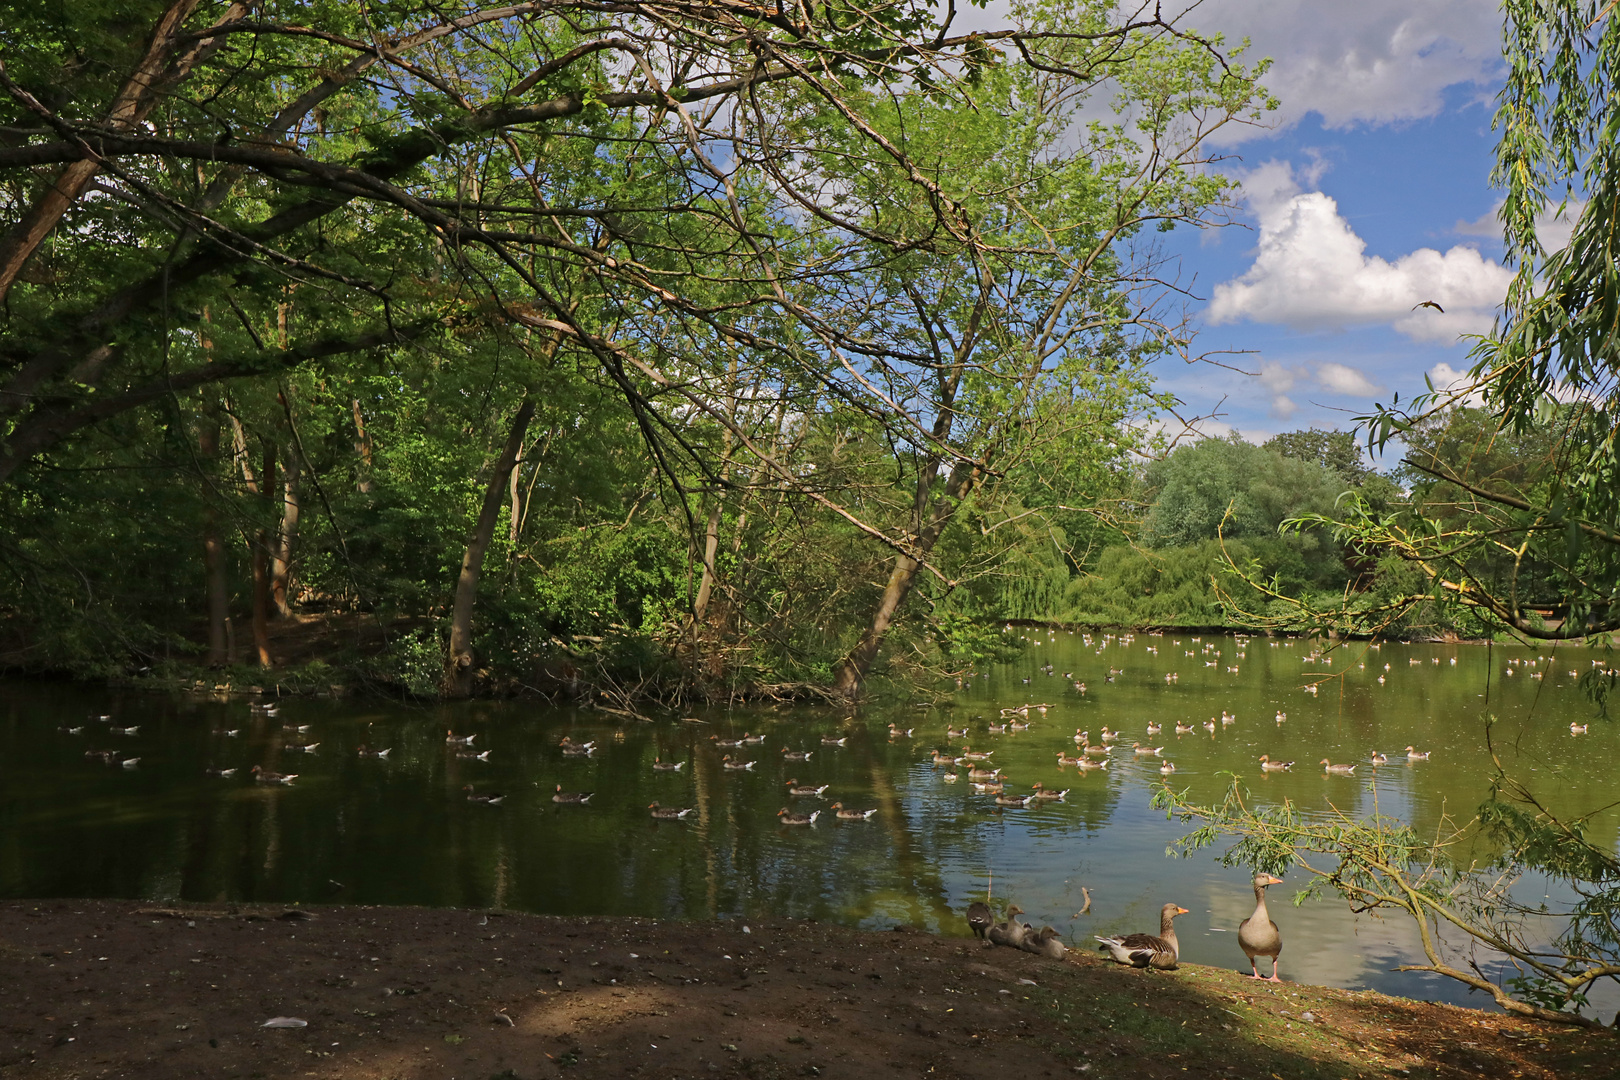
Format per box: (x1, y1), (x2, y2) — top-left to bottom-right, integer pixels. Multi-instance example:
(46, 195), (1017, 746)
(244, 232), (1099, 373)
(2, 631), (1614, 1013)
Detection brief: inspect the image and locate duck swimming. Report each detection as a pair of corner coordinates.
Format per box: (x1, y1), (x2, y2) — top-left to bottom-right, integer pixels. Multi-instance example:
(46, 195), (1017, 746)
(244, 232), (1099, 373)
(250, 766), (296, 784)
(777, 807), (821, 826)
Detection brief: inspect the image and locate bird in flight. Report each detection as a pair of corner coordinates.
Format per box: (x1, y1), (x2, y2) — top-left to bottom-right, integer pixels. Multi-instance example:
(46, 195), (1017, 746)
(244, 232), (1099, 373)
(1412, 301), (1444, 312)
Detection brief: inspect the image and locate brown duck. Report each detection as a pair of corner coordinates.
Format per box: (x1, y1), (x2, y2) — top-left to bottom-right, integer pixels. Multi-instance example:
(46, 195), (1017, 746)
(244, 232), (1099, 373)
(986, 904), (1029, 948)
(966, 901), (994, 940)
(1096, 902), (1187, 970)
(1021, 925), (1068, 960)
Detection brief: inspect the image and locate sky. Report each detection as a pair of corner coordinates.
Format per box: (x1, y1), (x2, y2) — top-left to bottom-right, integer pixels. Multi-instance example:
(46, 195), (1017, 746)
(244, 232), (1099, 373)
(1144, 0), (1519, 460)
(962, 1), (1540, 464)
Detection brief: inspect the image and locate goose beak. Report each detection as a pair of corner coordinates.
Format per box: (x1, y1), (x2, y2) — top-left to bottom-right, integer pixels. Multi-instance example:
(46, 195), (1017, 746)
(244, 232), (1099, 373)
(1176, 907), (1189, 915)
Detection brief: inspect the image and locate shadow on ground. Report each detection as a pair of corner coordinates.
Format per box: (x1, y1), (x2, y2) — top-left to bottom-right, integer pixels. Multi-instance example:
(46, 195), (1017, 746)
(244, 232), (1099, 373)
(0, 901), (1609, 1080)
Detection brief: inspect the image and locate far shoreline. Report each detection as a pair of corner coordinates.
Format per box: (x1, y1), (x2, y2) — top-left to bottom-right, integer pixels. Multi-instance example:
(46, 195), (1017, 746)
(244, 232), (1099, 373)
(4, 616), (1600, 707)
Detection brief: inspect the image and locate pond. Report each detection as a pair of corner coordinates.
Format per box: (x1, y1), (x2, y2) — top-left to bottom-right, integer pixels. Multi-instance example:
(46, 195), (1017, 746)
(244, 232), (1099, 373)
(2, 631), (1614, 1013)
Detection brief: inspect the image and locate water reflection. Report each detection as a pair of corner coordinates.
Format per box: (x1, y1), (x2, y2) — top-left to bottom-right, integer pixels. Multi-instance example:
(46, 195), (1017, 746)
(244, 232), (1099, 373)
(1, 630), (1615, 1015)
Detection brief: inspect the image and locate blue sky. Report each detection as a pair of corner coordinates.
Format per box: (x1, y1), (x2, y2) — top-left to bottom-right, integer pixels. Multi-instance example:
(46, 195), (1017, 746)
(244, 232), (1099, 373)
(943, 1), (1548, 462)
(1132, 0), (1521, 460)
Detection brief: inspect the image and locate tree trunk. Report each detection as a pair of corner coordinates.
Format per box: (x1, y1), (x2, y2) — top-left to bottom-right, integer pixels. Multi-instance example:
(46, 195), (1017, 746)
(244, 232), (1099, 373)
(508, 441), (526, 546)
(271, 444), (300, 618)
(251, 531), (273, 667)
(204, 518), (231, 665)
(443, 397), (535, 698)
(832, 461), (976, 699)
(231, 413), (275, 670)
(251, 442), (277, 668)
(196, 406), (230, 666)
(691, 499), (724, 628)
(350, 398), (375, 493)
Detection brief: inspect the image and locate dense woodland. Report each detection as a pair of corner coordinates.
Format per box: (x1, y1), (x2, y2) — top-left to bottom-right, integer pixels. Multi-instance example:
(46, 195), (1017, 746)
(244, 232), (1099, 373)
(0, 0), (1263, 700)
(0, 0), (1604, 705)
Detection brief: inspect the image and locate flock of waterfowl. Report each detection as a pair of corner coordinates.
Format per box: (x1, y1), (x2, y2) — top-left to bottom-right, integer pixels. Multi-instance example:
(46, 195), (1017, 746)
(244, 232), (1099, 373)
(965, 872), (1288, 980)
(48, 628), (1598, 991)
(978, 630), (1458, 788)
(494, 729), (890, 825)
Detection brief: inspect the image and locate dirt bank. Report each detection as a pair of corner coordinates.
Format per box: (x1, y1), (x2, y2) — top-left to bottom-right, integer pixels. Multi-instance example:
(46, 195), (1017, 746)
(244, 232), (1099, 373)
(0, 901), (1609, 1080)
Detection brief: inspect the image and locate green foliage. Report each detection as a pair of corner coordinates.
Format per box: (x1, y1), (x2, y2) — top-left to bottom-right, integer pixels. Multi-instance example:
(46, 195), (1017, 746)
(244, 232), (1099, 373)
(1054, 432), (1372, 630)
(1155, 776), (1617, 1024)
(1262, 429), (1373, 486)
(0, 0), (1272, 699)
(381, 627), (447, 700)
(1142, 435), (1355, 548)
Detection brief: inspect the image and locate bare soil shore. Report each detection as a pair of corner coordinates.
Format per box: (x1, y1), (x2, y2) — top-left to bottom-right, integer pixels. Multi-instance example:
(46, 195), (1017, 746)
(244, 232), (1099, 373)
(0, 900), (1609, 1080)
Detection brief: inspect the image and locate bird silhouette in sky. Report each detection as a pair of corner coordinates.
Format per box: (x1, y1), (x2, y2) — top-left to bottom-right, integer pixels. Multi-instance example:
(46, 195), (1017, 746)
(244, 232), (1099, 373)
(1412, 300), (1445, 313)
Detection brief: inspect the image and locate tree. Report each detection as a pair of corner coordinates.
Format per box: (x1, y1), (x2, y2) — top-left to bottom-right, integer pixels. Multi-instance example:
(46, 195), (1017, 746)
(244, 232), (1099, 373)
(1169, 0), (1620, 1024)
(0, 0), (1270, 694)
(817, 2), (1272, 694)
(1261, 428), (1371, 486)
(1303, 0), (1620, 642)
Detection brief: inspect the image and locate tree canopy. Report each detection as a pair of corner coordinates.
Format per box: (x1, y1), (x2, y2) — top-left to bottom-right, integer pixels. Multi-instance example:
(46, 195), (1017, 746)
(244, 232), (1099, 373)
(0, 0), (1271, 696)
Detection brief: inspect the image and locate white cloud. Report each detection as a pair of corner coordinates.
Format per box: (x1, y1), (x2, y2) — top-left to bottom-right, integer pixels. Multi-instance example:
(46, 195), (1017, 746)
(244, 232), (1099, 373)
(1427, 361), (1487, 405)
(1427, 361), (1469, 390)
(1257, 361), (1296, 393)
(1269, 394), (1297, 419)
(1206, 161), (1512, 344)
(1451, 203), (1500, 239)
(1183, 0), (1502, 141)
(948, 2), (1500, 142)
(1317, 362), (1384, 396)
(1454, 198), (1587, 251)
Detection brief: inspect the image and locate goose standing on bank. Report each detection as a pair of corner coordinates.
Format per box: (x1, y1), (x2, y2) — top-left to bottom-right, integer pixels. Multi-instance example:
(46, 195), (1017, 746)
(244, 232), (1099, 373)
(1096, 902), (1187, 969)
(1238, 874), (1285, 982)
